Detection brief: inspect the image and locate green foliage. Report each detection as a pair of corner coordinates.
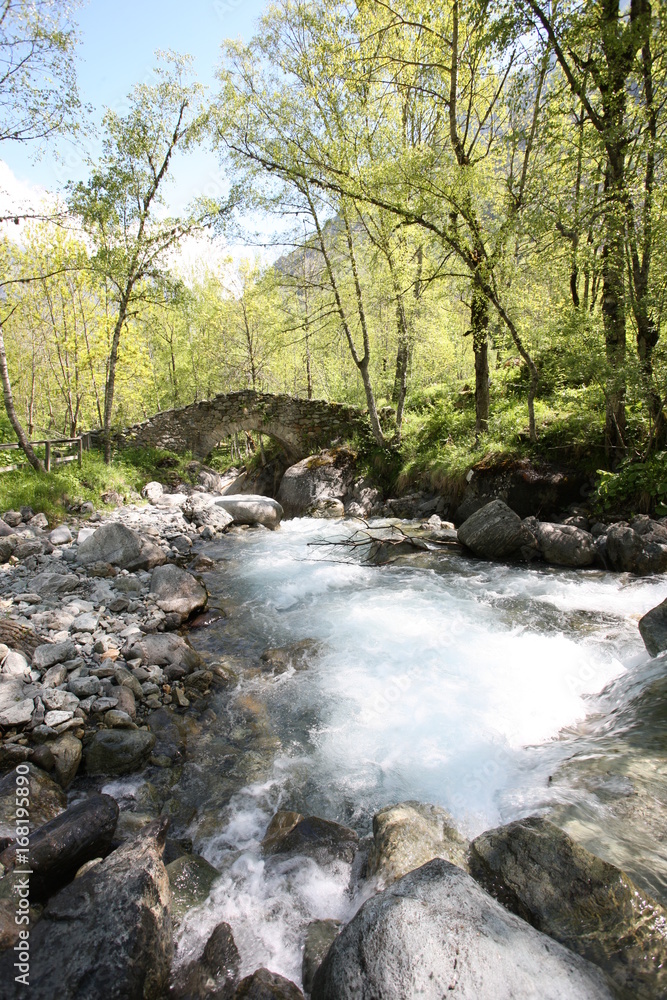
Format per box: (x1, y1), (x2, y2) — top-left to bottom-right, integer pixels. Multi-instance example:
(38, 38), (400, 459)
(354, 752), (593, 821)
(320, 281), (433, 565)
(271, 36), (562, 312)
(0, 447), (193, 523)
(593, 455), (667, 517)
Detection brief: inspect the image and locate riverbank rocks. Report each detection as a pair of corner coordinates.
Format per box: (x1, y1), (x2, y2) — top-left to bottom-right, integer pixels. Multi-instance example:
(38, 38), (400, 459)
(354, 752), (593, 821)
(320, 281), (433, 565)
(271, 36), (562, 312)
(183, 494), (234, 534)
(525, 518), (597, 567)
(639, 598), (667, 656)
(167, 852), (220, 921)
(302, 920), (342, 995)
(150, 564), (207, 621)
(457, 499), (538, 561)
(78, 522), (167, 572)
(142, 481), (164, 502)
(0, 817), (173, 1000)
(368, 801), (469, 886)
(262, 813), (359, 865)
(277, 450), (355, 518)
(32, 638), (75, 671)
(234, 969), (304, 999)
(605, 522), (667, 575)
(121, 633), (203, 678)
(311, 859), (613, 1000)
(171, 921), (240, 999)
(260, 639), (320, 674)
(0, 764), (66, 845)
(469, 816), (667, 999)
(0, 793), (118, 901)
(50, 731), (83, 786)
(215, 494), (283, 529)
(85, 728), (156, 775)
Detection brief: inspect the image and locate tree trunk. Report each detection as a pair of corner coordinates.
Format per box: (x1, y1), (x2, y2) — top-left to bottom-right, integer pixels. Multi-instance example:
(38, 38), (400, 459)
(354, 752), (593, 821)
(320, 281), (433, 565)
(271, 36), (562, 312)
(102, 286), (132, 463)
(602, 150), (627, 461)
(0, 324), (45, 472)
(471, 286), (489, 435)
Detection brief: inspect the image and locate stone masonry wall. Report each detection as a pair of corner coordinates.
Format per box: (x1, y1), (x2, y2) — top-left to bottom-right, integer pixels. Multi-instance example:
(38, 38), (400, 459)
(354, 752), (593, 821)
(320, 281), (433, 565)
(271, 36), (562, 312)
(115, 390), (370, 460)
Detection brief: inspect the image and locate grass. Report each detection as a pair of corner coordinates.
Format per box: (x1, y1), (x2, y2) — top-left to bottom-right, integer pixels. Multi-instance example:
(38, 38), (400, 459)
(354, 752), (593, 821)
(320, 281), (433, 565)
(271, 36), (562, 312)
(0, 446), (198, 525)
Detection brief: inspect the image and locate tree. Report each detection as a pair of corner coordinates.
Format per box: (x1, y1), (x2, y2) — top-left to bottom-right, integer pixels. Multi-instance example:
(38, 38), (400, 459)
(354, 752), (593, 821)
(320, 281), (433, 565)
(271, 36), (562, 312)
(69, 53), (216, 461)
(0, 0), (82, 471)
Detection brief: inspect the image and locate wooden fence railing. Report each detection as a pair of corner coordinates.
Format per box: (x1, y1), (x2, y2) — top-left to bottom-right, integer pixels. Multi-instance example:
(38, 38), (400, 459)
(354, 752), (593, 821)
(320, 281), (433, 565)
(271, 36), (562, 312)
(0, 434), (92, 474)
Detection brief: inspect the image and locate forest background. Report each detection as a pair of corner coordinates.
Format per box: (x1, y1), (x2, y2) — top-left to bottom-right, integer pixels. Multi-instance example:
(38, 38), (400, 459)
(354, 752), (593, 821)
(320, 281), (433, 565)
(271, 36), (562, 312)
(1, 0), (666, 513)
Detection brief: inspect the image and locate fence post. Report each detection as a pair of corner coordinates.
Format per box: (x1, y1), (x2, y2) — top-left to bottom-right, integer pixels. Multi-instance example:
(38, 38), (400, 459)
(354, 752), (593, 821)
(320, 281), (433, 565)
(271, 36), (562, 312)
(44, 441), (51, 473)
(77, 437), (83, 468)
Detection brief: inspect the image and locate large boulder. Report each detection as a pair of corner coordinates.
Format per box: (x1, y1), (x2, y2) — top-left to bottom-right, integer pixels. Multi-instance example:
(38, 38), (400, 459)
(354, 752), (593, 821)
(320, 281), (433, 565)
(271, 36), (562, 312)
(182, 494), (234, 534)
(150, 564), (207, 621)
(0, 793), (118, 901)
(605, 523), (667, 575)
(171, 921), (240, 1000)
(277, 451), (355, 519)
(166, 852), (220, 921)
(215, 495), (283, 529)
(262, 814), (358, 865)
(368, 801), (469, 886)
(525, 519), (597, 567)
(121, 633), (203, 679)
(78, 522), (167, 572)
(311, 859), (613, 1000)
(638, 597), (667, 656)
(0, 764), (66, 846)
(0, 818), (173, 1000)
(234, 969), (304, 999)
(85, 729), (156, 776)
(469, 816), (667, 999)
(457, 499), (537, 561)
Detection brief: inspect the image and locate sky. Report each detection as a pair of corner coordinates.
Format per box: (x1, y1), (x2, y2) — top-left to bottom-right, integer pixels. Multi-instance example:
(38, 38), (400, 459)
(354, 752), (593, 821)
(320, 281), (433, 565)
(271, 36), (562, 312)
(1, 0), (269, 227)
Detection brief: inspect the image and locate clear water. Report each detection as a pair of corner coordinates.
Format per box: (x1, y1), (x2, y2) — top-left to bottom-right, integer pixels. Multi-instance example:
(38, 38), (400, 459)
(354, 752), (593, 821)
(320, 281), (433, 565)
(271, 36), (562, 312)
(173, 518), (667, 986)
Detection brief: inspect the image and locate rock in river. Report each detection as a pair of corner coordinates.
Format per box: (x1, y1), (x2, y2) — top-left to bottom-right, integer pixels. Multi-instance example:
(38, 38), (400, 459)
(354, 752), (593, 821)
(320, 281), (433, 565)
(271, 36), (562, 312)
(368, 800), (469, 886)
(0, 764), (66, 845)
(469, 816), (667, 1000)
(0, 817), (173, 1000)
(457, 500), (537, 561)
(262, 814), (358, 865)
(638, 597), (667, 656)
(215, 494), (283, 529)
(85, 728), (156, 776)
(0, 792), (119, 901)
(234, 968), (304, 999)
(150, 563), (207, 621)
(171, 921), (240, 999)
(311, 859), (614, 1000)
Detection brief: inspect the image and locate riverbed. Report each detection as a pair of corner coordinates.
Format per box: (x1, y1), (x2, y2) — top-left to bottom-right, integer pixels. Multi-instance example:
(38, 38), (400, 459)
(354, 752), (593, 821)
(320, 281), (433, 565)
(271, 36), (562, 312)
(169, 517), (667, 985)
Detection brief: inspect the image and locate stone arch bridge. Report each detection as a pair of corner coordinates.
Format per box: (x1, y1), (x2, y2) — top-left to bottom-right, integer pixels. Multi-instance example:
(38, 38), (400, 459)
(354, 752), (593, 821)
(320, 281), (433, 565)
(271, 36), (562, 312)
(116, 390), (370, 461)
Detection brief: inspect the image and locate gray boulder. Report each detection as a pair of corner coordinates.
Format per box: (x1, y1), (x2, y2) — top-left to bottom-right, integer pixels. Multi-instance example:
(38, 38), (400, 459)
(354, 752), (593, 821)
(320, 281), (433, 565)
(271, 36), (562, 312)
(166, 852), (220, 921)
(150, 564), (207, 620)
(469, 816), (667, 999)
(262, 815), (358, 865)
(0, 793), (118, 901)
(171, 921), (240, 999)
(0, 817), (173, 1000)
(215, 494), (283, 529)
(78, 522), (167, 572)
(302, 920), (342, 995)
(277, 451), (354, 519)
(0, 764), (66, 843)
(638, 597), (667, 656)
(142, 481), (164, 502)
(32, 639), (76, 671)
(85, 729), (156, 776)
(234, 969), (304, 999)
(182, 494), (233, 534)
(311, 859), (613, 1000)
(121, 633), (203, 679)
(525, 519), (597, 567)
(50, 732), (83, 787)
(368, 801), (469, 886)
(457, 500), (537, 561)
(605, 523), (667, 575)
(49, 524), (73, 545)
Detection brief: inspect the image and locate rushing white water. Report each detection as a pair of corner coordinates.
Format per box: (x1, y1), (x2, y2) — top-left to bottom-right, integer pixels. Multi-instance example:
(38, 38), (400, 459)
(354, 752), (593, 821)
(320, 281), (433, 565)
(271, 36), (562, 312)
(174, 517), (667, 987)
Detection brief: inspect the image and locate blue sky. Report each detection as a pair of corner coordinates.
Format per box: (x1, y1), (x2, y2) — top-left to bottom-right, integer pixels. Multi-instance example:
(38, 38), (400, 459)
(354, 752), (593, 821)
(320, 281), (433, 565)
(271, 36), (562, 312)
(3, 0), (269, 214)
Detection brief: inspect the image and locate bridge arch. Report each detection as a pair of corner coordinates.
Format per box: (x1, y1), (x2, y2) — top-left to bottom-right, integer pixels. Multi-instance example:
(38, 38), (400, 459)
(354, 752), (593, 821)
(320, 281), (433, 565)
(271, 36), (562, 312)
(117, 390), (369, 461)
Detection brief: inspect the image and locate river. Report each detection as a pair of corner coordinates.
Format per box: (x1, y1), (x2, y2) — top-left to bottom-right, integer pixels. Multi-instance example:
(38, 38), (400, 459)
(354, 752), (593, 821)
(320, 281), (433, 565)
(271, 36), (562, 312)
(165, 517), (667, 986)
